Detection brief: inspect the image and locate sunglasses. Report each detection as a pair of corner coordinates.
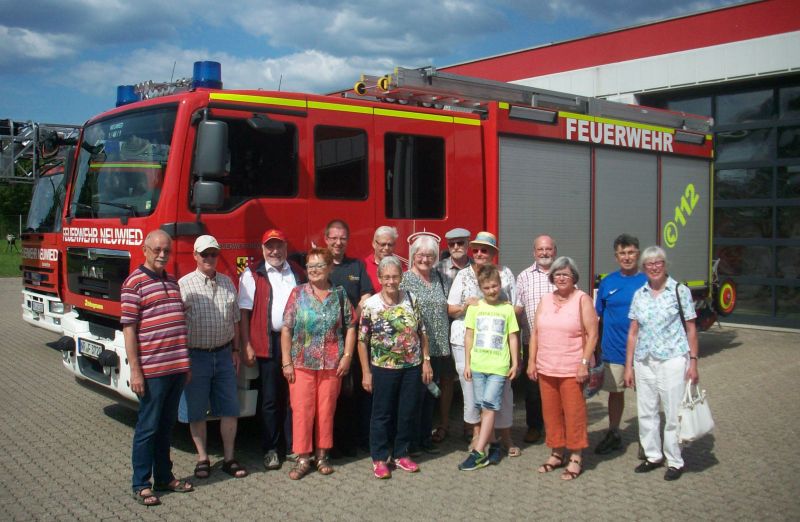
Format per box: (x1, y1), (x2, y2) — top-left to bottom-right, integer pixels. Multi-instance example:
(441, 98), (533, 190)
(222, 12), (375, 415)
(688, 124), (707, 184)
(448, 240), (466, 247)
(472, 247), (492, 254)
(199, 251), (219, 258)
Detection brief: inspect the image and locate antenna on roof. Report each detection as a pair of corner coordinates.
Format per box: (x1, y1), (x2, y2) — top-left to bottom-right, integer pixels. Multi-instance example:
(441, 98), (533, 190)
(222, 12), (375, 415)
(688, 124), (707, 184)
(169, 61), (176, 82)
(278, 74), (283, 92)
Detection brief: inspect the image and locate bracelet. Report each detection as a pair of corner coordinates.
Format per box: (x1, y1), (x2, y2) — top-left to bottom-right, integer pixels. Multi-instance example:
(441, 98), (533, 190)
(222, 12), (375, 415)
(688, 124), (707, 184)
(282, 362), (293, 368)
(342, 353), (352, 358)
(689, 356), (698, 360)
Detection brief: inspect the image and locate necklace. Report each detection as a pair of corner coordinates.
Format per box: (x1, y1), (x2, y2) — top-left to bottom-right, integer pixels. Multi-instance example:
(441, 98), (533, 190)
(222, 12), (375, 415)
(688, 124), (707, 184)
(311, 284), (331, 301)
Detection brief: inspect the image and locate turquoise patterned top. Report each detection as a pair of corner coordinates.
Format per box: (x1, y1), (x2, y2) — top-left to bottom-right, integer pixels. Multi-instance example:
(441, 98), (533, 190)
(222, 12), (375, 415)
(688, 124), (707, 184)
(628, 276), (697, 361)
(359, 291), (426, 369)
(400, 270), (450, 357)
(282, 284), (355, 370)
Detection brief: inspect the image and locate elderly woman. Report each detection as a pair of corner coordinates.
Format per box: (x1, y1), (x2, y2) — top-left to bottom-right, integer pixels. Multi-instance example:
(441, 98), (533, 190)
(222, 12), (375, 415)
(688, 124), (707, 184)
(400, 235), (450, 454)
(359, 256), (433, 479)
(281, 247), (356, 479)
(448, 231), (520, 459)
(624, 246), (699, 481)
(527, 256), (598, 481)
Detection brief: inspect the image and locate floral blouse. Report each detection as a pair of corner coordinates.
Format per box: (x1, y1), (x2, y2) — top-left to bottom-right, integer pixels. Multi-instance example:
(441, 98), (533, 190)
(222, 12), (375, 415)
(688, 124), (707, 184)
(401, 270), (450, 357)
(359, 291), (426, 369)
(282, 284), (355, 370)
(628, 276), (697, 361)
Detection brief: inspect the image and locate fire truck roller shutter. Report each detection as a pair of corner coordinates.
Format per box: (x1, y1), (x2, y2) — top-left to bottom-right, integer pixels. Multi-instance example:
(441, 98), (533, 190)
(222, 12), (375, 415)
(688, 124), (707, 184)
(659, 156), (711, 288)
(594, 148), (658, 280)
(499, 137), (591, 279)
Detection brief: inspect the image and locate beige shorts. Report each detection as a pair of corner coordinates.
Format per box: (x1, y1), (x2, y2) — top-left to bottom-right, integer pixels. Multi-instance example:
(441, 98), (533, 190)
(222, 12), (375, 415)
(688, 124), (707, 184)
(602, 362), (626, 393)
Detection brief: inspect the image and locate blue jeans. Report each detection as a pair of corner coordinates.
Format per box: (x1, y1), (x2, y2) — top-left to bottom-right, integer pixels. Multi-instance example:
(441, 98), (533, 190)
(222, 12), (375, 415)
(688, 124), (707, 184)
(131, 372), (186, 492)
(179, 345), (239, 422)
(370, 365), (421, 462)
(258, 332), (291, 455)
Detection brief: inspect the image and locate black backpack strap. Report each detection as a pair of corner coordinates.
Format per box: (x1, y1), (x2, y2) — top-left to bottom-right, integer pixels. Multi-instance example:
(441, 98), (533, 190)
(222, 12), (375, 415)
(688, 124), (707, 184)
(676, 283), (687, 332)
(336, 286), (346, 339)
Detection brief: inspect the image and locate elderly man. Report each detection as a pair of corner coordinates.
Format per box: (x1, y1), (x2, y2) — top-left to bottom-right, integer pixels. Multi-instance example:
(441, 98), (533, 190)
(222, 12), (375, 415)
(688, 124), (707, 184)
(178, 235), (246, 479)
(122, 230), (192, 506)
(514, 234), (557, 444)
(363, 226), (398, 291)
(239, 229), (306, 470)
(594, 234), (647, 455)
(436, 228), (472, 296)
(430, 227), (472, 443)
(325, 219), (373, 456)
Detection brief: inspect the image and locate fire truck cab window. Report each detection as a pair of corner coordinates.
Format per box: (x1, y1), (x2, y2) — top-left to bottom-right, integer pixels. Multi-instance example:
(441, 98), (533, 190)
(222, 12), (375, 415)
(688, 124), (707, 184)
(384, 133), (445, 219)
(314, 126), (368, 200)
(70, 107), (175, 219)
(216, 119), (298, 210)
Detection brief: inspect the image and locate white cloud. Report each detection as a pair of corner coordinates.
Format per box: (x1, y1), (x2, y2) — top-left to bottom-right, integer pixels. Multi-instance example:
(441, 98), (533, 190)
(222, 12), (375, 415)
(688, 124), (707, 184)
(0, 25), (79, 66)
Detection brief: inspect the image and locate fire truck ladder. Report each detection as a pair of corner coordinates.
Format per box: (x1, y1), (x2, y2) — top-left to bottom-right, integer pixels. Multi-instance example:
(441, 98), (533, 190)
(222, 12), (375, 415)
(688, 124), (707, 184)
(0, 120), (81, 183)
(349, 66), (712, 134)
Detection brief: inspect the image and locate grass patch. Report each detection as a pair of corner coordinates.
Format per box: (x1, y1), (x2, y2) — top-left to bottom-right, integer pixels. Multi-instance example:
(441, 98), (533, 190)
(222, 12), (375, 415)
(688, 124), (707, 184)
(0, 250), (22, 277)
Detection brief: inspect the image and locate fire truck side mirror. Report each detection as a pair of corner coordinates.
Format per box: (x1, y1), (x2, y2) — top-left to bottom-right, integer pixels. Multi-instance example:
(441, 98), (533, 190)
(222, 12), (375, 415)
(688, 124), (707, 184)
(192, 180), (224, 210)
(193, 120), (228, 179)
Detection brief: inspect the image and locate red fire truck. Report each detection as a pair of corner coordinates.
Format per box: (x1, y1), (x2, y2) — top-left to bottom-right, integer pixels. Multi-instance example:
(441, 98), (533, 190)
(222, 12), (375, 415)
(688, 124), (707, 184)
(0, 121), (81, 333)
(57, 63), (725, 412)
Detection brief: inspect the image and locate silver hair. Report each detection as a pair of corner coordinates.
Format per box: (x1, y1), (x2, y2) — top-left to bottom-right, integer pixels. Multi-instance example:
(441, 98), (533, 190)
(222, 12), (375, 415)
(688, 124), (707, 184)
(409, 235), (440, 265)
(639, 246), (668, 268)
(548, 256), (580, 285)
(374, 226), (399, 241)
(378, 255), (403, 276)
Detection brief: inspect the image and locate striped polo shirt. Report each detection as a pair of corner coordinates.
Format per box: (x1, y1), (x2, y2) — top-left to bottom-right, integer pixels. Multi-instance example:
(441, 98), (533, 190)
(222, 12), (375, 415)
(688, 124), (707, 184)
(120, 265), (190, 378)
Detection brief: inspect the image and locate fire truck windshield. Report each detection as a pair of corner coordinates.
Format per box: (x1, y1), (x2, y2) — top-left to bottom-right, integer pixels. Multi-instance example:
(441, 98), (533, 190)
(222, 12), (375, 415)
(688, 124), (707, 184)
(70, 107), (176, 219)
(25, 170), (66, 233)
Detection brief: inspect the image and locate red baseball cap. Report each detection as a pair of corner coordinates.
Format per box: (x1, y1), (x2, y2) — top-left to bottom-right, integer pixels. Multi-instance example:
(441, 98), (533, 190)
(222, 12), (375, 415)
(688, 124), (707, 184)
(262, 229), (287, 244)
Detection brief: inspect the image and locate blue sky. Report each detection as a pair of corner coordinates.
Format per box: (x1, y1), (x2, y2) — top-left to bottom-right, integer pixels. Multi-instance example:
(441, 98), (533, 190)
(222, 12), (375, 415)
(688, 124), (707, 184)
(1, 0), (740, 124)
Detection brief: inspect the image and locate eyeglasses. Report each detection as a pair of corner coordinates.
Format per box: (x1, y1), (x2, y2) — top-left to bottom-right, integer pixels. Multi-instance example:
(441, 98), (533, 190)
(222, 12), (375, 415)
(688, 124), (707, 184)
(327, 235), (348, 243)
(448, 240), (466, 247)
(146, 246), (171, 255)
(375, 241), (395, 249)
(414, 253), (435, 260)
(644, 261), (665, 268)
(306, 263), (328, 270)
(615, 249), (639, 258)
(553, 272), (573, 279)
(472, 247), (492, 254)
(199, 251), (219, 259)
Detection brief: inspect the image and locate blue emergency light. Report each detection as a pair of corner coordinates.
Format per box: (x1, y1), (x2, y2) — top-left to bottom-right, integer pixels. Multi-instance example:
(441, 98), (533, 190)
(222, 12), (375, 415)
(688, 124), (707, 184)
(192, 61), (222, 89)
(116, 85), (140, 107)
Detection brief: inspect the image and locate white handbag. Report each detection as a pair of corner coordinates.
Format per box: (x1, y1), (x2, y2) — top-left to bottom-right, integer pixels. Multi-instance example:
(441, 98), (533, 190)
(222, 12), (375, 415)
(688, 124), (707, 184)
(678, 381), (715, 443)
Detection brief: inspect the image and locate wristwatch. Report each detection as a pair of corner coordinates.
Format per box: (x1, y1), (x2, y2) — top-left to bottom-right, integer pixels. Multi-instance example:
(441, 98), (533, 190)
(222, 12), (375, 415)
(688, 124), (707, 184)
(580, 358), (589, 365)
(424, 355), (431, 361)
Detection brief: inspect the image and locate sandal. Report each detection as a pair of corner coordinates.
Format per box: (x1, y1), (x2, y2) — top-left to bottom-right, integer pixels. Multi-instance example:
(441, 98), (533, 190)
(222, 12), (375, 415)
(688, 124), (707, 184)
(505, 445), (522, 458)
(288, 457), (313, 480)
(431, 426), (448, 444)
(316, 456), (335, 476)
(153, 479), (193, 493)
(222, 459), (248, 478)
(194, 459), (211, 479)
(561, 457), (583, 481)
(132, 488), (161, 506)
(537, 452), (565, 473)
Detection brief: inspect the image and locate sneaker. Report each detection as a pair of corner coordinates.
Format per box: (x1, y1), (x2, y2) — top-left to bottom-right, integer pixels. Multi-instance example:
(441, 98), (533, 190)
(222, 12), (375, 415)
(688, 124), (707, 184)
(394, 457), (420, 473)
(664, 466), (684, 481)
(263, 450), (281, 471)
(373, 460), (392, 479)
(634, 459), (664, 473)
(594, 430), (622, 455)
(458, 450), (489, 471)
(488, 443), (502, 465)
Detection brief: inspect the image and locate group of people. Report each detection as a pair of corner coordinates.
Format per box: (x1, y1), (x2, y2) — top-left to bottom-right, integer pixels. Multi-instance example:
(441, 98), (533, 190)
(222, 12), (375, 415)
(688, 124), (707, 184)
(122, 221), (700, 506)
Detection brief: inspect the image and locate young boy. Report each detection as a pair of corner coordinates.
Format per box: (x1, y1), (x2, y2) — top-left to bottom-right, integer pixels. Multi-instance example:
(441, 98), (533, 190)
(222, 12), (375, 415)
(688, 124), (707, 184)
(459, 264), (520, 471)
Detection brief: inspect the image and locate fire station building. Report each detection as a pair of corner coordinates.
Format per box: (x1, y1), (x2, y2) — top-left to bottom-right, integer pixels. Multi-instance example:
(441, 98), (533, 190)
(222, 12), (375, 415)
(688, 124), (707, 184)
(445, 0), (799, 328)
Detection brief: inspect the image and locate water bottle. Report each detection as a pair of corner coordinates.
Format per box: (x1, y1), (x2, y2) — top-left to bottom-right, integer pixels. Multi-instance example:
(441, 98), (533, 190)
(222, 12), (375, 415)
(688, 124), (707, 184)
(426, 381), (441, 398)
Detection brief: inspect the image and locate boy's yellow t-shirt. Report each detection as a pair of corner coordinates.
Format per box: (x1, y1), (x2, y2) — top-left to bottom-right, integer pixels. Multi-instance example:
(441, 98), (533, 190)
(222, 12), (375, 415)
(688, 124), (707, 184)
(464, 300), (519, 376)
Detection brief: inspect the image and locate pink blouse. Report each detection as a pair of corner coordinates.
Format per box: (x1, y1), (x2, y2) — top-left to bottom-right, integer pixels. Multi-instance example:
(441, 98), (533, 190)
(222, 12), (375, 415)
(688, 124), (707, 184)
(535, 290), (587, 377)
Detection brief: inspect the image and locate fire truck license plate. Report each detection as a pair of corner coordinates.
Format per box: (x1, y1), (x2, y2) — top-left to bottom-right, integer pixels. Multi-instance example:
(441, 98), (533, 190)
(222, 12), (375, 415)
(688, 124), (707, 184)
(78, 339), (104, 359)
(30, 301), (44, 314)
